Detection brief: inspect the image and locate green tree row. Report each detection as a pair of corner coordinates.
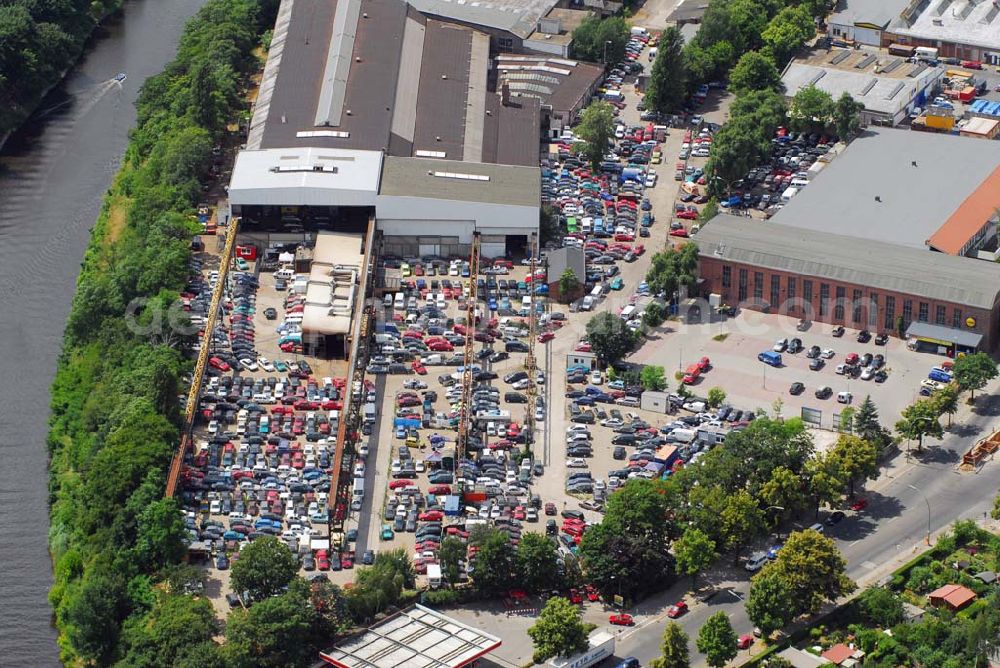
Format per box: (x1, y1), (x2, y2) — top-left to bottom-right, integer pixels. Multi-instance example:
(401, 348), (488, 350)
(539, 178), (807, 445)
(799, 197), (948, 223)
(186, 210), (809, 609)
(46, 0), (278, 664)
(0, 0), (127, 138)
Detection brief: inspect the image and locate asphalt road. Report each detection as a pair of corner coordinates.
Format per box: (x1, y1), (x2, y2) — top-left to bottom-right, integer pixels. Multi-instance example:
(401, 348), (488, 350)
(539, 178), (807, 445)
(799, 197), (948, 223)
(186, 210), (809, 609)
(612, 386), (1000, 667)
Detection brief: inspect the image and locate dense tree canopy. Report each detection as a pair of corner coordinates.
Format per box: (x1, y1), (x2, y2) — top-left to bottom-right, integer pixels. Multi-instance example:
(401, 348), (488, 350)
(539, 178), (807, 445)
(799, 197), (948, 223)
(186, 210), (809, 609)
(571, 15), (629, 64)
(585, 312), (637, 365)
(528, 597), (590, 662)
(575, 101), (615, 170)
(645, 27), (687, 113)
(45, 0), (277, 663)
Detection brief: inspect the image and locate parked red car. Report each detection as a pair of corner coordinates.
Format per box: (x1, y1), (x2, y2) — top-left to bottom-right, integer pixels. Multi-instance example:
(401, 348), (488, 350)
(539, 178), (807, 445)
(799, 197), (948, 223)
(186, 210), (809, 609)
(208, 356), (231, 371)
(677, 209), (698, 220)
(667, 601), (688, 618)
(669, 228), (690, 238)
(850, 498), (869, 511)
(411, 361), (427, 375)
(419, 510), (444, 522)
(539, 331), (555, 343)
(609, 613), (635, 626)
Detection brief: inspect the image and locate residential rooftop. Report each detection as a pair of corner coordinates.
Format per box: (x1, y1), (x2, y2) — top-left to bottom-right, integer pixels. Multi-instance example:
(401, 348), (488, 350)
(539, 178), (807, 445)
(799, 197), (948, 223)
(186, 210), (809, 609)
(247, 0), (539, 166)
(892, 0), (1000, 52)
(771, 129), (1000, 251)
(693, 214), (1000, 310)
(781, 50), (942, 116)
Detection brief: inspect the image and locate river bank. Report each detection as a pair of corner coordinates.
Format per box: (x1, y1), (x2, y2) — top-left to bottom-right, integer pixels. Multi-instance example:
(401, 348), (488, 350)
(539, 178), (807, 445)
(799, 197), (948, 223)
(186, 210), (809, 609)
(0, 0), (208, 663)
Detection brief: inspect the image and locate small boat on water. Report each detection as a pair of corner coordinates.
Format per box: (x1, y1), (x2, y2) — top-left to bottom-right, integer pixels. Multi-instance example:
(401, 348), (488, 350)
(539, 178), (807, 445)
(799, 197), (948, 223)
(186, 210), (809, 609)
(114, 72), (127, 83)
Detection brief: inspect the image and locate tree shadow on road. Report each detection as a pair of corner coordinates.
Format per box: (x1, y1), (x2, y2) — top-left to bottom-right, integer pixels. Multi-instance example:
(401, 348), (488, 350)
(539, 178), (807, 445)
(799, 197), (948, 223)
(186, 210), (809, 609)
(912, 446), (961, 466)
(947, 422), (985, 439)
(971, 394), (1000, 417)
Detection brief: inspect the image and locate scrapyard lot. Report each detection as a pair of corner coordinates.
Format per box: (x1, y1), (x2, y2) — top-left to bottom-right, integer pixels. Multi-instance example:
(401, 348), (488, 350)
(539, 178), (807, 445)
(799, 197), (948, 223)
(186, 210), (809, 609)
(354, 255), (560, 583)
(178, 243), (356, 610)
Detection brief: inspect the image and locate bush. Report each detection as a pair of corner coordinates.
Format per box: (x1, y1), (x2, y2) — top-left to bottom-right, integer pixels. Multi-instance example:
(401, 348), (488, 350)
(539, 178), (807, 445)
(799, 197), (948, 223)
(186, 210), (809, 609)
(422, 589), (460, 606)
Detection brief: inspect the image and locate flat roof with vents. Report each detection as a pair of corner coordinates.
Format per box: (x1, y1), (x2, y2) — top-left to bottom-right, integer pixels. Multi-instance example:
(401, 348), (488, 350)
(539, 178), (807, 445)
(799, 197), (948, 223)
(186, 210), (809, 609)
(319, 605), (502, 668)
(228, 147), (383, 207)
(891, 0), (1000, 50)
(781, 55), (943, 116)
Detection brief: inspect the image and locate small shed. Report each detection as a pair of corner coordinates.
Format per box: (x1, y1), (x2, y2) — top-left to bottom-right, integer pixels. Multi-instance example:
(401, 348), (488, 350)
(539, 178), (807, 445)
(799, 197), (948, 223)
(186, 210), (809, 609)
(960, 117), (1000, 139)
(902, 602), (926, 623)
(640, 390), (670, 413)
(546, 246), (586, 301)
(444, 495), (461, 516)
(821, 643), (865, 666)
(928, 584), (977, 611)
(974, 571), (997, 585)
(566, 350), (596, 371)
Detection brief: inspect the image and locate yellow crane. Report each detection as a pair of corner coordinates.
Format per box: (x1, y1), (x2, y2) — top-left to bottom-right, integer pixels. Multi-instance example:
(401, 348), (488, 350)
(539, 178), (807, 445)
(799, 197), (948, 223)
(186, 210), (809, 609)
(166, 216), (240, 498)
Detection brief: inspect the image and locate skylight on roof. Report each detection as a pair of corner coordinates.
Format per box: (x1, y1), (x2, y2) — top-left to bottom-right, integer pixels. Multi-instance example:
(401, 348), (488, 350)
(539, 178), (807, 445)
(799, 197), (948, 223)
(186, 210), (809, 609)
(297, 130), (350, 138)
(432, 171), (490, 181)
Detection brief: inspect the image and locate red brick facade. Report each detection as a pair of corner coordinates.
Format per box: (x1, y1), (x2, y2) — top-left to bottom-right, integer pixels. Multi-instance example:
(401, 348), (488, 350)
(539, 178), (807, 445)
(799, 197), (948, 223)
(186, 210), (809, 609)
(698, 256), (999, 351)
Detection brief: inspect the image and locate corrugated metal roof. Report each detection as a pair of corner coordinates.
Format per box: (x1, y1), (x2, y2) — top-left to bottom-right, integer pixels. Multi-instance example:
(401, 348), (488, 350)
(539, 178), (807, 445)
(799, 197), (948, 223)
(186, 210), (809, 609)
(694, 215), (1000, 310)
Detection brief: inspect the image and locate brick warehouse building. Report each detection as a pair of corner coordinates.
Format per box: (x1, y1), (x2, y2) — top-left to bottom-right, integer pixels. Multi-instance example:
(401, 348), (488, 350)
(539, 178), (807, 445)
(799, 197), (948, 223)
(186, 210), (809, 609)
(694, 216), (1000, 353)
(691, 130), (1000, 354)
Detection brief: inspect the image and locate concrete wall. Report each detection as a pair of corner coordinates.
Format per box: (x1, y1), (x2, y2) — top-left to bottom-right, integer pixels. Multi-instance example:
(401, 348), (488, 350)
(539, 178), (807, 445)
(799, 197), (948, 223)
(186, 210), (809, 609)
(698, 255), (999, 351)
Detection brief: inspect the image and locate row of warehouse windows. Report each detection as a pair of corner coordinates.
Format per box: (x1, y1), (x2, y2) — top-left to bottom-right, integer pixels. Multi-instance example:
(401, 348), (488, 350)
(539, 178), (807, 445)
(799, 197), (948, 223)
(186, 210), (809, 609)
(719, 266), (963, 330)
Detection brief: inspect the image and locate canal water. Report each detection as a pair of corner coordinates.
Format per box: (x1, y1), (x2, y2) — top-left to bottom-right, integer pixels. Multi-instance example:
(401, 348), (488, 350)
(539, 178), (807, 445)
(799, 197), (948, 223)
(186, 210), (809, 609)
(0, 0), (205, 663)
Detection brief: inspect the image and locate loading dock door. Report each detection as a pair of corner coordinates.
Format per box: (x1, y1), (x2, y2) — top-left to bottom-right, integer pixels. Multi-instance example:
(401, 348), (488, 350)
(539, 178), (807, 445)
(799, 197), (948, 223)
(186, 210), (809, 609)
(419, 244), (439, 257)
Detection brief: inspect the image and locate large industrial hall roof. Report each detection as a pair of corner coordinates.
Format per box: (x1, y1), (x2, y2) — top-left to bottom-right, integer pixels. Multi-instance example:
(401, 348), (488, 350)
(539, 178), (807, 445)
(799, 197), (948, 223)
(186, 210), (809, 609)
(246, 0), (540, 167)
(694, 215), (1000, 310)
(771, 129), (1000, 251)
(319, 605), (502, 668)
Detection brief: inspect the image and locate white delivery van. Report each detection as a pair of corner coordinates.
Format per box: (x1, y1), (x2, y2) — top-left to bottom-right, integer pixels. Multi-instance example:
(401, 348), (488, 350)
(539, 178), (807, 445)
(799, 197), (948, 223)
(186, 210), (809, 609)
(274, 268), (294, 281)
(619, 304), (637, 321)
(394, 292), (404, 308)
(781, 186), (799, 202)
(790, 177), (809, 188)
(915, 46), (938, 62)
(590, 284), (603, 299)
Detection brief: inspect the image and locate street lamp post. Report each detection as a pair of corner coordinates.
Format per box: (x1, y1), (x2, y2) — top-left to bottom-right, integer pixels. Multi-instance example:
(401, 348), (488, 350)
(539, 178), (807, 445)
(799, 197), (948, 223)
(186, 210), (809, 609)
(908, 484), (932, 546)
(602, 40), (612, 66)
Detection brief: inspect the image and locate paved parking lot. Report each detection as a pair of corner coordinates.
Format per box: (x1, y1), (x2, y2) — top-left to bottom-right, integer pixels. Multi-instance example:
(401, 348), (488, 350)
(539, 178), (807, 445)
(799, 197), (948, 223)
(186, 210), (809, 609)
(631, 310), (950, 431)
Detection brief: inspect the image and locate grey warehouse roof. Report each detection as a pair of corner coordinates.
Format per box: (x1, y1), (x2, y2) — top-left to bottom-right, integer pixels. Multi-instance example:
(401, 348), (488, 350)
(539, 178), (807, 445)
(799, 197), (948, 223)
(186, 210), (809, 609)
(246, 0), (539, 167)
(379, 156), (540, 207)
(771, 129), (1000, 250)
(409, 0), (560, 39)
(694, 215), (1000, 310)
(319, 605), (502, 668)
(829, 0), (910, 28)
(780, 59), (941, 117)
